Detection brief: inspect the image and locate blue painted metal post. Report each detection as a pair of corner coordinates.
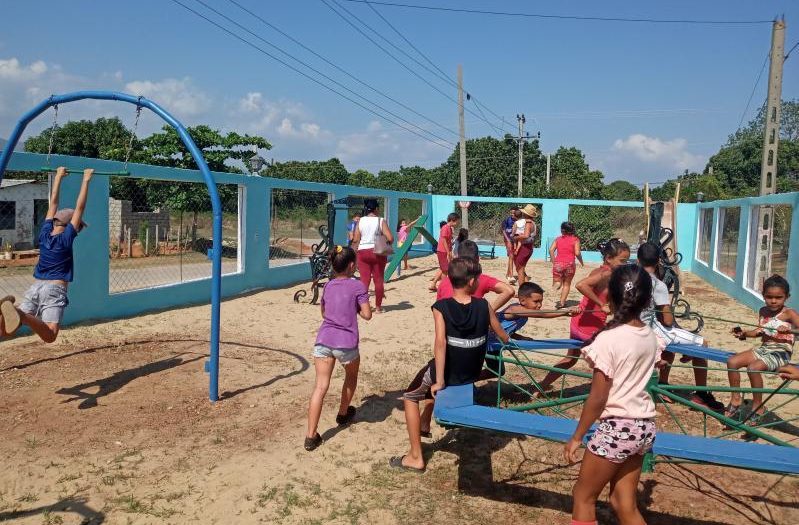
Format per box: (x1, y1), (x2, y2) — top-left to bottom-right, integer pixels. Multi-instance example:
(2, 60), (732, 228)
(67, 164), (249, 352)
(0, 91), (224, 402)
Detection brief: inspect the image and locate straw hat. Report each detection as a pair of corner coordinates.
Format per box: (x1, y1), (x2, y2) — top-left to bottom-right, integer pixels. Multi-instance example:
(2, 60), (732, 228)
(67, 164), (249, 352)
(520, 204), (539, 218)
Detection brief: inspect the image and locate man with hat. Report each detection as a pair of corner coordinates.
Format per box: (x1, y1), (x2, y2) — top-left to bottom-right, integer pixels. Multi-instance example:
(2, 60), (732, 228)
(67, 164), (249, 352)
(0, 167), (93, 342)
(512, 204), (539, 286)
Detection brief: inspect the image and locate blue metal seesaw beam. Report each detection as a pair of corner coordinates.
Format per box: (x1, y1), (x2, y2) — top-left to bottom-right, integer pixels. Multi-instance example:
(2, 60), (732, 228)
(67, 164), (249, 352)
(0, 91), (224, 402)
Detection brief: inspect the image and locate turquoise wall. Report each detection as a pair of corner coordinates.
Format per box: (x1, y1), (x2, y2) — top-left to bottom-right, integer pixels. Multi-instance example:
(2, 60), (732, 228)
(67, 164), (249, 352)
(5, 151), (434, 325)
(8, 150), (794, 322)
(431, 194), (661, 264)
(691, 192), (799, 311)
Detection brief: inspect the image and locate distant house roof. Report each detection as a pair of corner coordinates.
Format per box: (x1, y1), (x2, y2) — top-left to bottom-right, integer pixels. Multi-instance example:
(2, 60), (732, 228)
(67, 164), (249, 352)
(1, 179), (37, 188)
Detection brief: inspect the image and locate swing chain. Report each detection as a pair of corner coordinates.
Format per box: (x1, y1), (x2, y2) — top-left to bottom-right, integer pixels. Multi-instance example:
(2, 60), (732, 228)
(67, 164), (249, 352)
(123, 100), (143, 171)
(46, 102), (59, 168)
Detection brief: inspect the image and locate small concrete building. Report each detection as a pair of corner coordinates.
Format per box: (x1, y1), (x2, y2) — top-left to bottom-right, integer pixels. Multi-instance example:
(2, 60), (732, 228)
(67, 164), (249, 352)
(0, 179), (49, 249)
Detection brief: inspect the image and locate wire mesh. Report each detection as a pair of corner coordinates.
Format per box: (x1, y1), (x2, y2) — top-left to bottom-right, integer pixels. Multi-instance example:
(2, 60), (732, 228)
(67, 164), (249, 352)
(108, 177), (241, 294)
(269, 187), (330, 267)
(397, 198), (425, 245)
(770, 205), (791, 277)
(452, 201), (543, 249)
(715, 206), (740, 278)
(568, 204), (645, 250)
(697, 208), (713, 264)
(0, 171), (50, 300)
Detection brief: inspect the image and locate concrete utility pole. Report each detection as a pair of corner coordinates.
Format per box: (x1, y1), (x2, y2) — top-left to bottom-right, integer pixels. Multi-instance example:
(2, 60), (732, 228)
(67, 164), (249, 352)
(458, 64), (468, 228)
(546, 153), (551, 191)
(753, 18), (785, 288)
(517, 114), (526, 196)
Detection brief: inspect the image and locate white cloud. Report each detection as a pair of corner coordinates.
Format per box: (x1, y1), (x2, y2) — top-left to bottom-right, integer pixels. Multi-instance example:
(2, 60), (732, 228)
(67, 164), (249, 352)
(125, 77), (211, 117)
(612, 133), (704, 172)
(0, 58), (47, 80)
(334, 121), (447, 169)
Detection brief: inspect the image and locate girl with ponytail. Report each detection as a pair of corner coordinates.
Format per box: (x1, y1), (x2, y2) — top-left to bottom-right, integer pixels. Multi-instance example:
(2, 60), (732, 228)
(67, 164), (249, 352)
(565, 264), (663, 525)
(305, 245), (373, 451)
(536, 238), (630, 394)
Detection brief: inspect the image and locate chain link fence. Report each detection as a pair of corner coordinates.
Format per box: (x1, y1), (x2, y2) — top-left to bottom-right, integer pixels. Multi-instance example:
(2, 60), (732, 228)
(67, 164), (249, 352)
(108, 177), (241, 293)
(397, 198), (425, 245)
(269, 188), (330, 267)
(0, 170), (49, 300)
(567, 205), (645, 251)
(453, 201), (543, 251)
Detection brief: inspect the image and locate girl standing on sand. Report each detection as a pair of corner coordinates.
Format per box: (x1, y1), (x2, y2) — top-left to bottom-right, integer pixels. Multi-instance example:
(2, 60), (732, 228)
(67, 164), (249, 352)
(305, 246), (372, 451)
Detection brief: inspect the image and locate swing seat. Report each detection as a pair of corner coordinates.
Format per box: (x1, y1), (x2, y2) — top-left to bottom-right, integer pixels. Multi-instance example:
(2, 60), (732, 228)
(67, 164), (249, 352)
(434, 383), (799, 475)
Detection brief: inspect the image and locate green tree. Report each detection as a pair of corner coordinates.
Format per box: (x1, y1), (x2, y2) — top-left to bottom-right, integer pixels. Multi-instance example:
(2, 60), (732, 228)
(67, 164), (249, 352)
(531, 146), (605, 199)
(434, 135), (546, 197)
(602, 180), (642, 201)
(268, 158), (348, 185)
(706, 98), (799, 196)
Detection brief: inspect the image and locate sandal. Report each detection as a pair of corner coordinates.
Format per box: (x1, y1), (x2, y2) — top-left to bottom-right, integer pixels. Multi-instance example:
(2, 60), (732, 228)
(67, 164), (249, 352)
(388, 455), (424, 473)
(555, 301), (564, 310)
(420, 430), (432, 439)
(0, 297), (20, 335)
(335, 406), (356, 426)
(304, 433), (323, 451)
(740, 413), (764, 442)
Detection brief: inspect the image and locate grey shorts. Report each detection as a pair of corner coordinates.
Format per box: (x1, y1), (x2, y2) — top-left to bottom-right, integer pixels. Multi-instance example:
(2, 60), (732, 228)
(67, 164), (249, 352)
(19, 281), (69, 324)
(754, 343), (793, 372)
(312, 344), (360, 364)
(403, 360), (435, 402)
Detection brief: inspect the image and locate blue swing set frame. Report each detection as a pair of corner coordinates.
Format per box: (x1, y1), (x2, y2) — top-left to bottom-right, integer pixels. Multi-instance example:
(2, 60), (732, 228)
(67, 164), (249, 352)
(0, 91), (224, 401)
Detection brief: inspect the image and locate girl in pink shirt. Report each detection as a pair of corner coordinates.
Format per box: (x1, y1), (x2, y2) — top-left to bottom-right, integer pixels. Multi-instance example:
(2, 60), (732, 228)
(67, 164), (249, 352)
(396, 217), (421, 274)
(564, 264), (663, 525)
(548, 221), (584, 309)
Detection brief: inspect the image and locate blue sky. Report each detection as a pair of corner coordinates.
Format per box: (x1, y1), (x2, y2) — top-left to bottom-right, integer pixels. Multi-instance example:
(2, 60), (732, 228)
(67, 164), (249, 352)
(1, 0), (797, 184)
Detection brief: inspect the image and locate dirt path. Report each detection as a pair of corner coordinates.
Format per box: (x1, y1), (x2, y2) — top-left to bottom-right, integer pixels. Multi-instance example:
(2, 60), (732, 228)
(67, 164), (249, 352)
(0, 255), (797, 524)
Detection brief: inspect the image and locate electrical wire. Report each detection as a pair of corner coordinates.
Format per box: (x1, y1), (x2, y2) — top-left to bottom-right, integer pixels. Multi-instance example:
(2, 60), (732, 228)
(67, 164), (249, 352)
(737, 51), (770, 131)
(224, 0), (459, 139)
(169, 0), (455, 149)
(323, 0), (515, 136)
(193, 0), (455, 146)
(363, 0), (511, 133)
(785, 40), (799, 61)
(339, 0), (773, 25)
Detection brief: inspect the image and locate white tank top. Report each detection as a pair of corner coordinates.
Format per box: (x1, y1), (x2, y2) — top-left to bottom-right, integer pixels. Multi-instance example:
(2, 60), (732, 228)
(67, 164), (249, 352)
(358, 215), (383, 250)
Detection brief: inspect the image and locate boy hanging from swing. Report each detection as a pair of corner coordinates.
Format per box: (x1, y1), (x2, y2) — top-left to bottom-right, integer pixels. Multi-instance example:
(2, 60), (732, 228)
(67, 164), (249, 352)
(0, 167), (93, 342)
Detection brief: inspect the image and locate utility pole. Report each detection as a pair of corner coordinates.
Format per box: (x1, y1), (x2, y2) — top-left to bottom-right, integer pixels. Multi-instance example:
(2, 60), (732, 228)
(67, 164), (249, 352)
(753, 18), (785, 289)
(546, 153), (551, 191)
(517, 114), (526, 196)
(458, 64), (468, 228)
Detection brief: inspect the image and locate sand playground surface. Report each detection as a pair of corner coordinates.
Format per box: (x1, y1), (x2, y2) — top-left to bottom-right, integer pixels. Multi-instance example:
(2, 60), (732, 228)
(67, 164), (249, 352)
(0, 255), (797, 524)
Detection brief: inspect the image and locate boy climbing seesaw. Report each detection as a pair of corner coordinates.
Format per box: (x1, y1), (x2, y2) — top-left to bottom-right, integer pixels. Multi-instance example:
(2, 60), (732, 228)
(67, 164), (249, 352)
(0, 167), (93, 342)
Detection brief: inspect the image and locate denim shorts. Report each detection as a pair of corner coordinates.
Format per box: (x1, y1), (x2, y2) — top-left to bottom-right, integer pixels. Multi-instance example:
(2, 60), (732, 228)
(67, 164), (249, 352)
(312, 344), (360, 364)
(19, 281), (69, 324)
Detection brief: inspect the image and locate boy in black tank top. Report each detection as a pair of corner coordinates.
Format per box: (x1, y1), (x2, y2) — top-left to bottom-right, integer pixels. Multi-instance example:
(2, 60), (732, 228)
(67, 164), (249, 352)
(390, 257), (509, 472)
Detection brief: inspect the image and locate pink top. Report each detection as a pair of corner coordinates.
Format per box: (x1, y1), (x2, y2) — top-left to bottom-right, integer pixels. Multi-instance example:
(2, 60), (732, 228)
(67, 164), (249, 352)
(569, 265), (610, 341)
(582, 323), (663, 419)
(437, 224), (452, 253)
(553, 234), (578, 264)
(398, 225), (409, 243)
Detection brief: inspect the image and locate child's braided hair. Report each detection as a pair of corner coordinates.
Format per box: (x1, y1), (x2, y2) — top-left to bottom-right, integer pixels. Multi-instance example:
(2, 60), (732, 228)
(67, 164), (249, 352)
(582, 263), (652, 347)
(597, 238), (630, 263)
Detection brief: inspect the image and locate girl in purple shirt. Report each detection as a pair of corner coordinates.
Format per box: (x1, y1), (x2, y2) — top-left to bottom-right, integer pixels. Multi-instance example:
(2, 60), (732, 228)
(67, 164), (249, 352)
(305, 245), (372, 451)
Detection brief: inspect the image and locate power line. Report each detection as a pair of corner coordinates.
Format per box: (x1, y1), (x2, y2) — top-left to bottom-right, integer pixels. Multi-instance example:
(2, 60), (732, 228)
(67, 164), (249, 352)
(169, 0), (455, 150)
(786, 40), (799, 61)
(737, 51), (769, 131)
(224, 0), (459, 139)
(339, 0), (773, 25)
(193, 0), (455, 146)
(322, 0), (514, 136)
(363, 0), (511, 133)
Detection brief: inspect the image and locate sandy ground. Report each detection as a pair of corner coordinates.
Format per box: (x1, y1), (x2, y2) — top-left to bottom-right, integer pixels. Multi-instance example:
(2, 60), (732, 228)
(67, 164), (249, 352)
(0, 255), (797, 525)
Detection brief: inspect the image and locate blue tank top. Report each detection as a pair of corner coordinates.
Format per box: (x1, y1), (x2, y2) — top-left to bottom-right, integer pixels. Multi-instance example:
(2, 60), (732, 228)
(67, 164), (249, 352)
(34, 220), (78, 282)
